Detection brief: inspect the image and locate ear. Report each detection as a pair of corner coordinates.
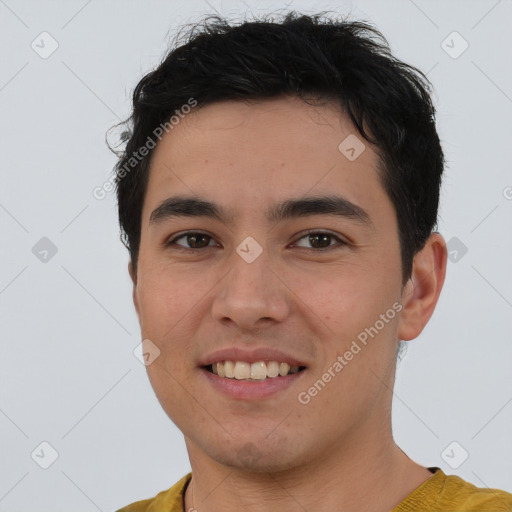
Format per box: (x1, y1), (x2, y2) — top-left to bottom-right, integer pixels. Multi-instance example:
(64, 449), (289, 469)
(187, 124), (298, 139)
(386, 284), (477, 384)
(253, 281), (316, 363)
(398, 232), (447, 341)
(128, 260), (140, 321)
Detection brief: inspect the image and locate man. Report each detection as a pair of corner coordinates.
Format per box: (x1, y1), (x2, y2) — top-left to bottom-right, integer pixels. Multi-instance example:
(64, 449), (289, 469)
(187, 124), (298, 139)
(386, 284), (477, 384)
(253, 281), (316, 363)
(113, 11), (512, 512)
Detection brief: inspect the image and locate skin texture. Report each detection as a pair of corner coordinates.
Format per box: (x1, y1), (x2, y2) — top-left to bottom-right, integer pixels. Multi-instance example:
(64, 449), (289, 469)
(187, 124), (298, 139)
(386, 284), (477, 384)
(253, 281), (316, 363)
(129, 95), (447, 512)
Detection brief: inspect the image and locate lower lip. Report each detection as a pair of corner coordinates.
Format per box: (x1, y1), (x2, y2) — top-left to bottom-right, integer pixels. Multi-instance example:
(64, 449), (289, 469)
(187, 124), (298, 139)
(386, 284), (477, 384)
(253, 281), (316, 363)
(200, 367), (306, 400)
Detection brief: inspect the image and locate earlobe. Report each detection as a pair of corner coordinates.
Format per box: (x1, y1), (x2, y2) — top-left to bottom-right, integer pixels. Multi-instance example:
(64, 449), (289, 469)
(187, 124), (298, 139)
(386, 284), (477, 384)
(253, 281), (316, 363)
(397, 232), (448, 341)
(128, 261), (140, 320)
(128, 260), (137, 286)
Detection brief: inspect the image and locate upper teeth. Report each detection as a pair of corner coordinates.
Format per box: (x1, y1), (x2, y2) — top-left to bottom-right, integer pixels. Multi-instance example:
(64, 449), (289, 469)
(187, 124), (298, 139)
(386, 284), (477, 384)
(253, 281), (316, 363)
(212, 361), (300, 380)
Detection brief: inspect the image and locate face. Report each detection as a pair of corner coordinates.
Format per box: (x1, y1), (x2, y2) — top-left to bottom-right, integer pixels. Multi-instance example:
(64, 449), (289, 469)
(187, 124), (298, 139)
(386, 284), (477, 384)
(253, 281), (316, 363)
(131, 95), (411, 472)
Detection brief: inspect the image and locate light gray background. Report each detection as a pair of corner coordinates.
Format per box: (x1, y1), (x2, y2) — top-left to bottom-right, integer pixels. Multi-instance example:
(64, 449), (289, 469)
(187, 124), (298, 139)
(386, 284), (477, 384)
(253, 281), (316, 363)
(1, 0), (511, 510)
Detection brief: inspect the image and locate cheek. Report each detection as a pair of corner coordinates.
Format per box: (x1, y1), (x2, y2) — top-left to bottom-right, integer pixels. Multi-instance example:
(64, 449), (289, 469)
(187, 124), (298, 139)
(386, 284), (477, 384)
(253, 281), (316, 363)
(137, 264), (205, 338)
(294, 263), (390, 334)
(136, 263), (222, 379)
(293, 259), (401, 380)
(145, 360), (197, 434)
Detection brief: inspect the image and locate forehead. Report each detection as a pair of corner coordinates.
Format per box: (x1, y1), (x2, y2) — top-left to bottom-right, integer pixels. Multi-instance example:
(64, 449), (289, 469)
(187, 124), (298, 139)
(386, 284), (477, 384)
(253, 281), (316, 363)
(160, 95), (354, 156)
(143, 95), (388, 224)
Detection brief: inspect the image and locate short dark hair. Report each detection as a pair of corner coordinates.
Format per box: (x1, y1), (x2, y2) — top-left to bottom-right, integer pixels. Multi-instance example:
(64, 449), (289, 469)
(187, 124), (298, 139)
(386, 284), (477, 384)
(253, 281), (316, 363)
(111, 10), (444, 283)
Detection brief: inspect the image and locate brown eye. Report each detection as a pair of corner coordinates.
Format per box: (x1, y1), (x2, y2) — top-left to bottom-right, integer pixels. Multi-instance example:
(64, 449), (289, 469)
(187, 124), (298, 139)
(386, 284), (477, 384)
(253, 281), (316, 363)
(184, 234), (211, 248)
(167, 232), (216, 249)
(308, 233), (332, 249)
(294, 231), (346, 250)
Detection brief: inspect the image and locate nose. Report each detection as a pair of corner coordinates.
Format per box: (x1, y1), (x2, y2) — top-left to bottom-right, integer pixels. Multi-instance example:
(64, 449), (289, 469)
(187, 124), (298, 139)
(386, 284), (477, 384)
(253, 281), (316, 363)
(211, 245), (290, 331)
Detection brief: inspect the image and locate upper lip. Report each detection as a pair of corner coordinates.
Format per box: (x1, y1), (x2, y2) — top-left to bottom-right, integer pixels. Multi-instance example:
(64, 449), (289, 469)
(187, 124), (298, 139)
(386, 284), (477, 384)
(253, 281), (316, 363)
(199, 347), (308, 367)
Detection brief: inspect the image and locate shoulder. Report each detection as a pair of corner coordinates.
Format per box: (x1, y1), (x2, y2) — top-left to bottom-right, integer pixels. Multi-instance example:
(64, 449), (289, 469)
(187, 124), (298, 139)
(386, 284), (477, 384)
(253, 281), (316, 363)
(439, 472), (512, 511)
(115, 473), (192, 512)
(394, 468), (512, 512)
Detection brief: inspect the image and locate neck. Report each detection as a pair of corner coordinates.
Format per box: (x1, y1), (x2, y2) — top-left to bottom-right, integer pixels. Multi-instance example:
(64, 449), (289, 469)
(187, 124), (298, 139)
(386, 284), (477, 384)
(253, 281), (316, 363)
(183, 419), (433, 512)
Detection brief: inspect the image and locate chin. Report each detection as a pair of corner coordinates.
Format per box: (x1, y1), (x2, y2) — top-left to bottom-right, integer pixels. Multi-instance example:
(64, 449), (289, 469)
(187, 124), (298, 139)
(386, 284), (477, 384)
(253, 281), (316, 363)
(197, 436), (307, 474)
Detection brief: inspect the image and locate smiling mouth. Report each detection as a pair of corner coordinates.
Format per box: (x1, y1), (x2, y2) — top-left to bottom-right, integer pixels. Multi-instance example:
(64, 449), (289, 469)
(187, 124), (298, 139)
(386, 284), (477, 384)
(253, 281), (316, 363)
(204, 361), (307, 380)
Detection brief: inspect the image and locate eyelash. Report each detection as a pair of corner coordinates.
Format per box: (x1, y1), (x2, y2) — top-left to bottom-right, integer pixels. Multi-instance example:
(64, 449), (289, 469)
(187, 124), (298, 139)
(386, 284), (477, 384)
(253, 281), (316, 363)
(165, 230), (347, 251)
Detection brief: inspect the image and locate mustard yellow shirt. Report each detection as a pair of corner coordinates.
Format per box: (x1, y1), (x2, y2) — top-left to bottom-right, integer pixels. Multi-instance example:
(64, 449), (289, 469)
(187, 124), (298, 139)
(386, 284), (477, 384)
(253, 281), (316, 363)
(116, 467), (512, 511)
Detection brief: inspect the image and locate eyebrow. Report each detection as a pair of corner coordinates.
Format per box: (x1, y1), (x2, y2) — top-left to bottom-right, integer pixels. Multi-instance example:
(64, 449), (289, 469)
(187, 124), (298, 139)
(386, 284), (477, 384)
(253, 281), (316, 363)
(149, 195), (372, 227)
